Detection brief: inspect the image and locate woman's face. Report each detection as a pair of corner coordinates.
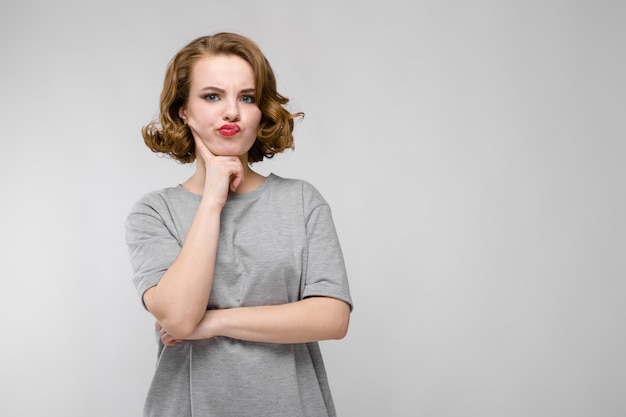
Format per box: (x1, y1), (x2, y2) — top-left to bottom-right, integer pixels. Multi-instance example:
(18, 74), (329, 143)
(180, 54), (262, 160)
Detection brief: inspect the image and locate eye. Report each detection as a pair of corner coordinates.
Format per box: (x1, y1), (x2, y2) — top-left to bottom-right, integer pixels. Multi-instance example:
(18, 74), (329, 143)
(202, 93), (219, 102)
(240, 95), (256, 104)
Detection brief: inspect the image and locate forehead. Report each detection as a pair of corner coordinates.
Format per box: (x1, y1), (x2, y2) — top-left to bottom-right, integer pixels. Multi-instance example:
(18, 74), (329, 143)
(190, 54), (255, 88)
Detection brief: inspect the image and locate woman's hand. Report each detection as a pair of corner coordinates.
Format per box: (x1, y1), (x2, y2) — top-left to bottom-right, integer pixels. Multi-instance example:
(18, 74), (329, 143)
(156, 321), (183, 347)
(155, 311), (218, 346)
(193, 136), (244, 207)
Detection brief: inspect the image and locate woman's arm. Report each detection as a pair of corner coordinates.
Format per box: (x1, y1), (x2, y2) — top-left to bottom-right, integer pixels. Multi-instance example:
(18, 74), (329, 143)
(143, 201), (222, 339)
(144, 140), (245, 340)
(158, 297), (351, 345)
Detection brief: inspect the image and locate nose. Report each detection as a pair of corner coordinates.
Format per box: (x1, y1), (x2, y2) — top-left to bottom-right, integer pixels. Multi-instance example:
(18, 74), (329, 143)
(223, 98), (240, 122)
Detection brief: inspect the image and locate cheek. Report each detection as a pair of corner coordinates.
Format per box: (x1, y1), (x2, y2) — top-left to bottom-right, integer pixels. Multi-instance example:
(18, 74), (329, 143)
(185, 119), (201, 137)
(250, 108), (262, 127)
(186, 109), (215, 134)
(185, 118), (211, 142)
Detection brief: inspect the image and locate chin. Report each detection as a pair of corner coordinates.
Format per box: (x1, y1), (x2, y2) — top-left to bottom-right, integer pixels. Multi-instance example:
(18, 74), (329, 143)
(209, 147), (249, 158)
(205, 140), (254, 159)
(213, 150), (246, 157)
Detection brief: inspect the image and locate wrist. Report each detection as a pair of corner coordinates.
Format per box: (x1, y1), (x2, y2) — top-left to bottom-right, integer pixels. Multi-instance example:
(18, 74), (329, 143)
(197, 198), (226, 214)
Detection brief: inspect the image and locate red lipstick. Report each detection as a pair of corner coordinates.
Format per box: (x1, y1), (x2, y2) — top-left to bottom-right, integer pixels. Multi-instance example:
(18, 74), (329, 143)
(218, 124), (240, 136)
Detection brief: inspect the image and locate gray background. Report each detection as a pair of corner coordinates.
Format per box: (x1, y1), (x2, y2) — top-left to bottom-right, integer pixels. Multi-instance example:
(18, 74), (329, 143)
(1, 1), (624, 416)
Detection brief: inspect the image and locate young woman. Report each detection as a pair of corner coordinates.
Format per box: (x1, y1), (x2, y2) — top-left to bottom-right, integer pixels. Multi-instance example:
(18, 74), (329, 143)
(125, 32), (352, 417)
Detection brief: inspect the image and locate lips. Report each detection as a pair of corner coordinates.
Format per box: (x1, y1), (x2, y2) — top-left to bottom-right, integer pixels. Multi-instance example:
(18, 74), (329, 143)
(218, 124), (240, 136)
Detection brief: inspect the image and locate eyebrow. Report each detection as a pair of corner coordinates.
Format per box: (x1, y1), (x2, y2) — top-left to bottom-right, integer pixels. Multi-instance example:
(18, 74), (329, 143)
(199, 86), (256, 94)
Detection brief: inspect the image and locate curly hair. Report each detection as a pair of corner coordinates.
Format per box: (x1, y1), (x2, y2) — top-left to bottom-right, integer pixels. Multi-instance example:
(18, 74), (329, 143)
(142, 32), (303, 164)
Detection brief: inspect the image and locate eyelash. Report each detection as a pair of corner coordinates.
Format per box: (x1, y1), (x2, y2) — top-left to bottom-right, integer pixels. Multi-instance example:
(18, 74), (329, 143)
(201, 94), (256, 104)
(202, 94), (219, 102)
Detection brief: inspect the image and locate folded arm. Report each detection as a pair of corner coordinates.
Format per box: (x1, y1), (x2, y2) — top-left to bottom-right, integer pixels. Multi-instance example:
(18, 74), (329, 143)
(158, 296), (351, 345)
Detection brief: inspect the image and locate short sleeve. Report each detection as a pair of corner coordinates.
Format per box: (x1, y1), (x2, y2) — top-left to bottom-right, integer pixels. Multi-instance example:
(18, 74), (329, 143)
(301, 199), (353, 311)
(125, 195), (182, 308)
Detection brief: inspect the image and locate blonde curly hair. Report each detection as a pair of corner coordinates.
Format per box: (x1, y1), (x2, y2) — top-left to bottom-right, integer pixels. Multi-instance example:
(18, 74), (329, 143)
(142, 32), (303, 163)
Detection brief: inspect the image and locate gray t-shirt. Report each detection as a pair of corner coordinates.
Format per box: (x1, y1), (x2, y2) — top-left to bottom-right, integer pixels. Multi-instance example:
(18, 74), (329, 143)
(126, 173), (352, 417)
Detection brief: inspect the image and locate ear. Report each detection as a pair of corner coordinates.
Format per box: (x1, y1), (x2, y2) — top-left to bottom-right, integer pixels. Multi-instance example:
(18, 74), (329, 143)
(179, 107), (187, 121)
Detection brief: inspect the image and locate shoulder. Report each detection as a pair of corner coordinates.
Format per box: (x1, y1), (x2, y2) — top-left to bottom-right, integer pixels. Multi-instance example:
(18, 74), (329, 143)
(268, 174), (328, 208)
(126, 186), (195, 226)
(125, 185), (196, 241)
(128, 186), (181, 212)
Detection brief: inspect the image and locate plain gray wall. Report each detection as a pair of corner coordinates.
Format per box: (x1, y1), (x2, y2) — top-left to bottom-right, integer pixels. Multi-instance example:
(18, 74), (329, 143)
(1, 1), (624, 416)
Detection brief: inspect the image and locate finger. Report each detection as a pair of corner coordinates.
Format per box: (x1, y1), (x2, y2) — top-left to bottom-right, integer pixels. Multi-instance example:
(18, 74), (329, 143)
(160, 332), (174, 345)
(192, 133), (215, 160)
(230, 172), (244, 192)
(229, 163), (245, 192)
